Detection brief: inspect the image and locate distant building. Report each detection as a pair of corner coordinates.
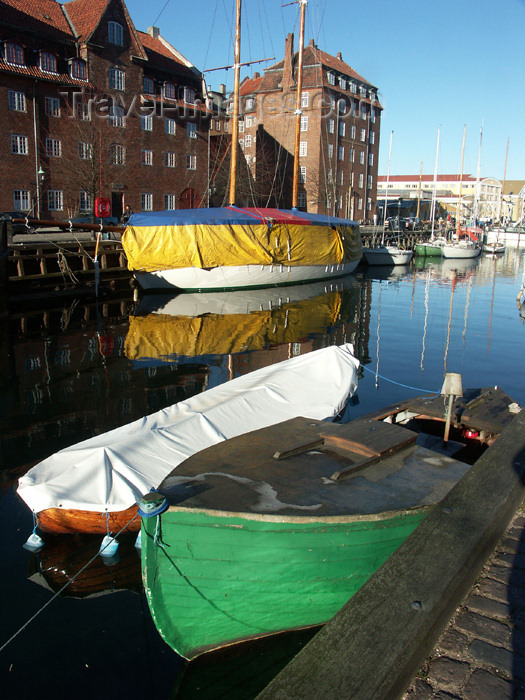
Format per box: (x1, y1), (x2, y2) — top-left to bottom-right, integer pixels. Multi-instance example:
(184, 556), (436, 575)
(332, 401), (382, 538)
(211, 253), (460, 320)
(0, 0), (209, 220)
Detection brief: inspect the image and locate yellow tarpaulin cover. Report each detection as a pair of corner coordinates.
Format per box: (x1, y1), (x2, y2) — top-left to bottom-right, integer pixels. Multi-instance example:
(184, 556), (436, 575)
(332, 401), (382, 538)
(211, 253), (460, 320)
(122, 222), (361, 272)
(125, 293), (342, 359)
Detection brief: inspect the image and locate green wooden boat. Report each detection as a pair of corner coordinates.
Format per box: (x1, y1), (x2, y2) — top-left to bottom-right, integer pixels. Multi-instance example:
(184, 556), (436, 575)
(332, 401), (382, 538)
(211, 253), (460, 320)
(414, 237), (446, 257)
(140, 387), (516, 660)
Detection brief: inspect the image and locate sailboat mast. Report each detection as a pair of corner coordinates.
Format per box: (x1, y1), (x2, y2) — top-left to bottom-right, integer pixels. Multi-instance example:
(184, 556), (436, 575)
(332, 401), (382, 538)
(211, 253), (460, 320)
(473, 125), (483, 224)
(497, 137), (510, 229)
(416, 160), (422, 220)
(430, 127), (440, 240)
(292, 0), (307, 209)
(229, 0), (242, 206)
(455, 125), (466, 237)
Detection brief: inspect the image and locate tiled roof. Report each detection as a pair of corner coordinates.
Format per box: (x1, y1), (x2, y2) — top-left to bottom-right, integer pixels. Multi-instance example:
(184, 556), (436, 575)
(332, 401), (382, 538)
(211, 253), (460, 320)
(138, 31), (199, 79)
(0, 0), (75, 40)
(0, 57), (92, 85)
(240, 75), (263, 96)
(62, 0), (110, 42)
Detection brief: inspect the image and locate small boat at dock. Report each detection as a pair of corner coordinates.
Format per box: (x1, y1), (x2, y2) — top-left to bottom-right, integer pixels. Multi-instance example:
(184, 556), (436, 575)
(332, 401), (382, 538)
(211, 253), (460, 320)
(363, 244), (413, 266)
(17, 344), (359, 534)
(140, 383), (519, 660)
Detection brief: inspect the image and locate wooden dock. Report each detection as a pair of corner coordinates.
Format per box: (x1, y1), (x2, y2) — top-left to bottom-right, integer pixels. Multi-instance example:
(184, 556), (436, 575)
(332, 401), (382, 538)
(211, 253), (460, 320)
(256, 406), (525, 699)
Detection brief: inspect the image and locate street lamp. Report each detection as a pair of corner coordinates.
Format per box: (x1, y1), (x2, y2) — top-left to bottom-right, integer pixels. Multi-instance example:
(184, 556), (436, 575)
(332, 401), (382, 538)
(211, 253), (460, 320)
(37, 166), (45, 220)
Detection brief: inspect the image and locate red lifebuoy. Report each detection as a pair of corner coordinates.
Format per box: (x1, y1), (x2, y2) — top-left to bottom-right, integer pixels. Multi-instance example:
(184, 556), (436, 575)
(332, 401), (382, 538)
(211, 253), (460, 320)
(95, 197), (111, 218)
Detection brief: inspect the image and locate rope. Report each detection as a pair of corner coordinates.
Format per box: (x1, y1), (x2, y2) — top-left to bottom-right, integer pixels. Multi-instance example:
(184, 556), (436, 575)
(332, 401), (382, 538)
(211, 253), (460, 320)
(0, 510), (140, 654)
(360, 364), (439, 395)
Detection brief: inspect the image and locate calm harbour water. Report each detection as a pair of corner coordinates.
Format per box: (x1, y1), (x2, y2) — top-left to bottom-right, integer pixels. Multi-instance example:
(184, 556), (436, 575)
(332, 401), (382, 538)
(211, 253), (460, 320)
(1, 248), (525, 698)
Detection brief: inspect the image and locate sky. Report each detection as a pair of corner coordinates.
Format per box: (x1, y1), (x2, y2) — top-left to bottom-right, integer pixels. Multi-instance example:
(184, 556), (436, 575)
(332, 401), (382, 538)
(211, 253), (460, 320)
(122, 0), (525, 181)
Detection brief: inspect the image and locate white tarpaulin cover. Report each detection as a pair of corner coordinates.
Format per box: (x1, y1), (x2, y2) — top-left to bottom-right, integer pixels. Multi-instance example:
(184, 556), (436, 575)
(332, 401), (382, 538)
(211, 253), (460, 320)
(18, 344), (359, 515)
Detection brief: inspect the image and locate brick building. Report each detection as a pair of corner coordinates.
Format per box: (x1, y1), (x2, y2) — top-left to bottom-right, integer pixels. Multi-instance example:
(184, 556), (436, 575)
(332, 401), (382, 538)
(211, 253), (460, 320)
(0, 0), (209, 221)
(237, 35), (382, 219)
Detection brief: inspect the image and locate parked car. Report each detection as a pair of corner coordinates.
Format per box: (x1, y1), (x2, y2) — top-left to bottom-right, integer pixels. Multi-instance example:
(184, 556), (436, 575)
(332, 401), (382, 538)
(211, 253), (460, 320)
(68, 213), (120, 227)
(0, 211), (38, 234)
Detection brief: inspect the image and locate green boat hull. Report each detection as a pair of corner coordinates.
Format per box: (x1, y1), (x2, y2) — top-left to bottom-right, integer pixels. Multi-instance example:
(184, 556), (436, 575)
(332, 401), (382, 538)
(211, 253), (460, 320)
(414, 243), (443, 257)
(141, 507), (428, 660)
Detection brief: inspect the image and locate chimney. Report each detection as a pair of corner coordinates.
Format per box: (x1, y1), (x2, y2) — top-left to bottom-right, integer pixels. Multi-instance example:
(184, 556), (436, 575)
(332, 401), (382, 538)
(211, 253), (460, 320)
(308, 38), (316, 48)
(219, 83), (226, 96)
(281, 33), (294, 89)
(148, 26), (160, 39)
(253, 71), (260, 79)
(337, 51), (342, 61)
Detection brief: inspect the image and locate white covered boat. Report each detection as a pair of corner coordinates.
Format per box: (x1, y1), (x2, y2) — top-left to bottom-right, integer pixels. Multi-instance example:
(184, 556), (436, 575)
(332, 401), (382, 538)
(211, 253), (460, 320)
(363, 245), (413, 266)
(17, 344), (360, 534)
(441, 240), (481, 259)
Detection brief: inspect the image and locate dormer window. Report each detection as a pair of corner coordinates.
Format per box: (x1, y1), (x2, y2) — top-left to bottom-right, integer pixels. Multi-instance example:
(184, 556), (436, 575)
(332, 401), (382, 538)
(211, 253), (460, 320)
(40, 51), (57, 73)
(5, 42), (24, 66)
(339, 77), (346, 90)
(70, 59), (86, 80)
(143, 76), (154, 94)
(246, 97), (255, 110)
(360, 85), (367, 98)
(183, 87), (195, 104)
(108, 21), (123, 46)
(163, 82), (176, 99)
(327, 72), (336, 86)
(350, 81), (357, 95)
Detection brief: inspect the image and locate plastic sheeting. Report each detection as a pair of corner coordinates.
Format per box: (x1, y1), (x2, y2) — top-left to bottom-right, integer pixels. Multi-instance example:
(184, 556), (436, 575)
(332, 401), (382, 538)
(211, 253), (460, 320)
(121, 207), (362, 273)
(18, 344), (360, 515)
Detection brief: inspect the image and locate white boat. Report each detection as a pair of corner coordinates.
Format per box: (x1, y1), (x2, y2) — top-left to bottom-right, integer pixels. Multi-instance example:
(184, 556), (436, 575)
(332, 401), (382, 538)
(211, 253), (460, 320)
(483, 241), (506, 254)
(17, 344), (360, 534)
(363, 245), (413, 266)
(441, 240), (481, 259)
(485, 226), (525, 246)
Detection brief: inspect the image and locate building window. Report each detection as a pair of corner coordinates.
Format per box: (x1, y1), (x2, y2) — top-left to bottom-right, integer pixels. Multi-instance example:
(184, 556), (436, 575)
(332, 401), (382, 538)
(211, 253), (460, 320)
(141, 193), (153, 211)
(300, 115), (308, 132)
(367, 175), (373, 188)
(369, 131), (375, 144)
(187, 122), (197, 138)
(327, 72), (336, 85)
(368, 153), (374, 166)
(109, 104), (125, 127)
(76, 102), (90, 120)
(301, 91), (308, 108)
(357, 197), (363, 210)
(8, 90), (25, 112)
(79, 191), (91, 211)
(299, 166), (306, 184)
(359, 173), (364, 188)
(143, 76), (154, 94)
(371, 108), (376, 124)
(359, 150), (365, 165)
(245, 134), (252, 147)
(165, 118), (176, 135)
(299, 141), (307, 157)
(110, 143), (125, 165)
(367, 198), (372, 211)
(47, 190), (63, 210)
(360, 86), (367, 98)
(338, 170), (344, 185)
(164, 151), (176, 167)
(361, 104), (367, 120)
(350, 125), (356, 139)
(186, 154), (196, 170)
(328, 143), (334, 158)
(45, 97), (61, 117)
(39, 52), (57, 73)
(141, 148), (153, 165)
(360, 128), (366, 141)
(5, 42), (24, 65)
(246, 116), (253, 128)
(70, 59), (86, 80)
(78, 142), (92, 160)
(141, 114), (153, 131)
(349, 147), (355, 162)
(215, 119), (221, 131)
(108, 21), (123, 46)
(164, 194), (176, 210)
(327, 169), (333, 184)
(350, 81), (357, 94)
(297, 191), (306, 208)
(14, 190), (30, 211)
(184, 87), (195, 103)
(109, 68), (125, 91)
(338, 146), (344, 160)
(246, 97), (255, 110)
(246, 154), (252, 165)
(46, 138), (61, 157)
(164, 82), (176, 99)
(328, 119), (335, 134)
(339, 121), (345, 137)
(11, 134), (28, 155)
(238, 121), (245, 134)
(339, 77), (347, 90)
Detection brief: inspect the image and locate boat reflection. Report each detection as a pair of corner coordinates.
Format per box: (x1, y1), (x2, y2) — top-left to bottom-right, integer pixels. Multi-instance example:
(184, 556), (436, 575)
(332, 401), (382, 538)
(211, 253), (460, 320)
(125, 278), (360, 362)
(413, 255), (480, 283)
(360, 265), (411, 282)
(27, 533), (141, 598)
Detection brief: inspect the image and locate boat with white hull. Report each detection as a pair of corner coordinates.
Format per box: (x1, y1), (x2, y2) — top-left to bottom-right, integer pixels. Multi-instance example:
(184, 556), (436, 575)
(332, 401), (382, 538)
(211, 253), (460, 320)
(441, 240), (481, 259)
(363, 245), (413, 266)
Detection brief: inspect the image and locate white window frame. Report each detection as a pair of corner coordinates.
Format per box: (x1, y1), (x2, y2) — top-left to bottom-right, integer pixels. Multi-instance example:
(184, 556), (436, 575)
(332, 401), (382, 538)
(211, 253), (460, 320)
(357, 197), (363, 210)
(338, 146), (344, 160)
(184, 87), (195, 104)
(164, 151), (176, 167)
(328, 119), (335, 134)
(108, 21), (123, 46)
(187, 122), (197, 138)
(327, 72), (336, 85)
(368, 153), (374, 166)
(339, 121), (345, 137)
(359, 173), (364, 188)
(70, 59), (86, 80)
(11, 134), (28, 155)
(164, 194), (176, 210)
(299, 166), (306, 184)
(47, 190), (63, 211)
(13, 189), (30, 211)
(141, 148), (153, 166)
(367, 198), (372, 211)
(165, 118), (176, 135)
(79, 191), (91, 211)
(245, 134), (252, 147)
(109, 67), (125, 91)
(141, 193), (153, 211)
(369, 131), (375, 144)
(300, 115), (308, 132)
(360, 128), (366, 142)
(141, 114), (153, 131)
(164, 82), (176, 99)
(186, 154), (196, 170)
(328, 144), (334, 158)
(109, 104), (125, 127)
(299, 141), (307, 157)
(45, 96), (61, 117)
(8, 90), (25, 112)
(301, 91), (308, 108)
(78, 142), (92, 160)
(110, 143), (125, 165)
(297, 191), (306, 208)
(359, 151), (365, 165)
(46, 138), (61, 157)
(350, 125), (356, 139)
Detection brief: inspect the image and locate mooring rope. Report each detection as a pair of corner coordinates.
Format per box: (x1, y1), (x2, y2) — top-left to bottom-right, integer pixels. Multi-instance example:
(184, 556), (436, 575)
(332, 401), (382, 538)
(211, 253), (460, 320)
(360, 363), (439, 395)
(0, 511), (140, 654)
